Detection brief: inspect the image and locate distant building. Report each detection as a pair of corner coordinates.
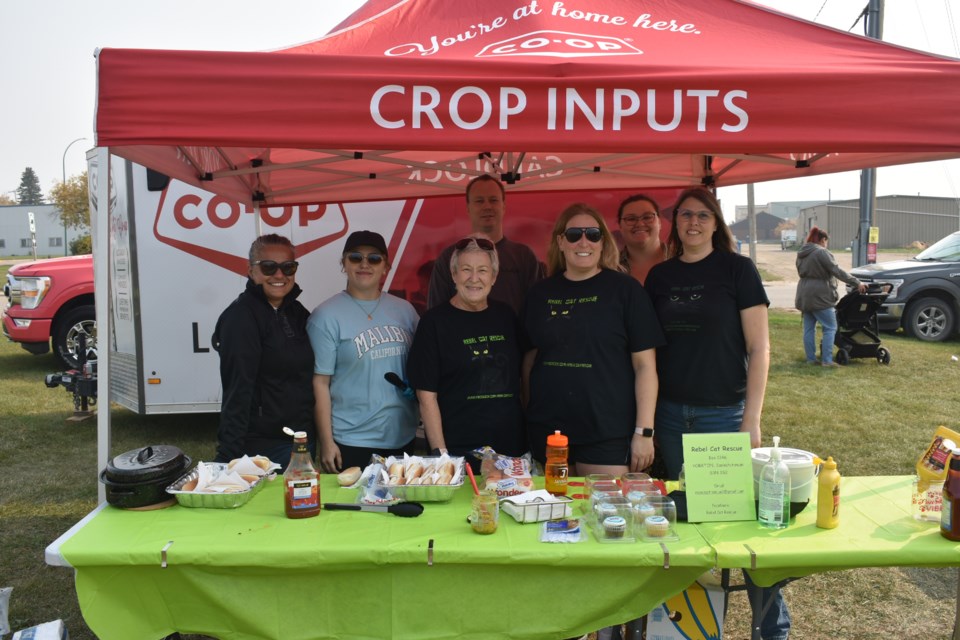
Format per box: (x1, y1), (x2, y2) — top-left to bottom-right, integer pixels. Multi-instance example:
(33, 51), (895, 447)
(0, 204), (87, 257)
(729, 211), (789, 242)
(734, 200), (822, 222)
(796, 195), (960, 250)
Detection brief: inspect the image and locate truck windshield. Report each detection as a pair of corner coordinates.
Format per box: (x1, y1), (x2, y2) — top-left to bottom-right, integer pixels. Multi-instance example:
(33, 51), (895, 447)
(915, 233), (960, 262)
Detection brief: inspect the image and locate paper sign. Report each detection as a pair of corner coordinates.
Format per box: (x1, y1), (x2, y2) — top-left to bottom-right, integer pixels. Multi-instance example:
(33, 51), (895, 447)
(683, 432), (756, 522)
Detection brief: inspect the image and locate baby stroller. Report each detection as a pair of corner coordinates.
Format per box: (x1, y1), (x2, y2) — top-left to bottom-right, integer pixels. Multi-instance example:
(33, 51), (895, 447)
(833, 282), (892, 365)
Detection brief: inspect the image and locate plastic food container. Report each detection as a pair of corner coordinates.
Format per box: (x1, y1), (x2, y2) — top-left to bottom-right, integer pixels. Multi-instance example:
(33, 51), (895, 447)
(751, 446), (818, 502)
(502, 493), (574, 523)
(166, 463), (266, 509)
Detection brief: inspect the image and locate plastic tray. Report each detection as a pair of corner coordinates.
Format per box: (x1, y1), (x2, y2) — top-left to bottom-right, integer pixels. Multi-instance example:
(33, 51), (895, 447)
(502, 494), (573, 523)
(166, 463), (267, 509)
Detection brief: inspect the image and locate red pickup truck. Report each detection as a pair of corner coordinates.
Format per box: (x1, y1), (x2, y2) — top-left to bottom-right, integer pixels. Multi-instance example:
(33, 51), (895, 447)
(2, 254), (95, 368)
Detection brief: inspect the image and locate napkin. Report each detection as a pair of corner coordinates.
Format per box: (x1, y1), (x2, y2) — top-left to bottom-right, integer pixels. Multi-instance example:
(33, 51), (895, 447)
(501, 489), (574, 523)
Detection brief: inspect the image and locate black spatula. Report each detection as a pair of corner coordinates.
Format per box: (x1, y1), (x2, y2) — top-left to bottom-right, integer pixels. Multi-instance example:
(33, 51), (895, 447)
(324, 502), (424, 517)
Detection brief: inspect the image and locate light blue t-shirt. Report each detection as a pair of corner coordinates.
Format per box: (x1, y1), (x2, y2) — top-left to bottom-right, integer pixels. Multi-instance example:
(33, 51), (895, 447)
(307, 291), (420, 448)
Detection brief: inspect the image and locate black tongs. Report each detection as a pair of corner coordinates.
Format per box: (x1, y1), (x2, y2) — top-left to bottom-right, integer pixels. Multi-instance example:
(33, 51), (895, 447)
(323, 502), (424, 517)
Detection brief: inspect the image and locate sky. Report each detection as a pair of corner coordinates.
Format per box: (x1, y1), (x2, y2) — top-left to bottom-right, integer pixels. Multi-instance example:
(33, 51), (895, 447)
(2, 0), (959, 220)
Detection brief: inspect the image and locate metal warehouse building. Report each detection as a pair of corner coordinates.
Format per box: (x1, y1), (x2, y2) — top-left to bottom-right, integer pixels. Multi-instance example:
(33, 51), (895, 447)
(796, 195), (960, 250)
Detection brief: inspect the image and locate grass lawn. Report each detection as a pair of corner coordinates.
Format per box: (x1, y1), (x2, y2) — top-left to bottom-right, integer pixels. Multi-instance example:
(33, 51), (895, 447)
(1, 311), (958, 639)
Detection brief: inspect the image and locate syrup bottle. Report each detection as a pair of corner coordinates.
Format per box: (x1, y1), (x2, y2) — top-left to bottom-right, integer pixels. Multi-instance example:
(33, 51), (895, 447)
(284, 430), (320, 519)
(545, 430), (569, 497)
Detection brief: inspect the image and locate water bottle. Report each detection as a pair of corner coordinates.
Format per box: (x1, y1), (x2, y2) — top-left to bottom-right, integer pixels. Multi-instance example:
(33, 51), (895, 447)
(545, 430), (569, 497)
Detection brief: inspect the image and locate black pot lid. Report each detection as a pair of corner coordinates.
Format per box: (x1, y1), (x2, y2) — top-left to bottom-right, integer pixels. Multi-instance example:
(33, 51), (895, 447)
(104, 445), (188, 483)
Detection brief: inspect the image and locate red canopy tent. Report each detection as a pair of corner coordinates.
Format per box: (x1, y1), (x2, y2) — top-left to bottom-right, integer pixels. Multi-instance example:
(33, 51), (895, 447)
(94, 0), (960, 207)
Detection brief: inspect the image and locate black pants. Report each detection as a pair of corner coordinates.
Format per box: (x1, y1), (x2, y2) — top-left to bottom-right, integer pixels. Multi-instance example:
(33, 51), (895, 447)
(336, 439), (416, 470)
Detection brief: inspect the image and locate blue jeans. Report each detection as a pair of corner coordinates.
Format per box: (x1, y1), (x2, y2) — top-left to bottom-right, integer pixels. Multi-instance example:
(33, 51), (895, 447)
(802, 308), (838, 364)
(655, 398), (792, 640)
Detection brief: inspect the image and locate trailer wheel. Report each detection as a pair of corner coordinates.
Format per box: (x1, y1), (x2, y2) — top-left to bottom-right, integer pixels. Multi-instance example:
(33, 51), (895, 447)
(904, 297), (955, 342)
(54, 305), (97, 369)
(876, 347), (891, 365)
(835, 349), (850, 366)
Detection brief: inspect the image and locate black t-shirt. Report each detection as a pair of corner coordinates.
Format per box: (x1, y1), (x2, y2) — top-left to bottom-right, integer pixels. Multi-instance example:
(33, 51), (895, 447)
(522, 269), (664, 445)
(407, 301), (526, 457)
(645, 251), (769, 405)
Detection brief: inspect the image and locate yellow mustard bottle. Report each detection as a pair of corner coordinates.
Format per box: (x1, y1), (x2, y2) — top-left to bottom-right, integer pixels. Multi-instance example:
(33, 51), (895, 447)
(813, 456), (840, 529)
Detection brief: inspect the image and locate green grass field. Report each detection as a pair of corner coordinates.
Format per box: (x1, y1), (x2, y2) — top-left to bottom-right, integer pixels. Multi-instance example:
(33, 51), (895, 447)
(1, 311), (958, 639)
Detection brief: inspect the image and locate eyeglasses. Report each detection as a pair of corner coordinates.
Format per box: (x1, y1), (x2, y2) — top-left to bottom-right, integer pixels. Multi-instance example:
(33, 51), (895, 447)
(454, 237), (495, 251)
(345, 252), (385, 265)
(252, 260), (299, 276)
(677, 209), (714, 223)
(563, 227), (603, 243)
(620, 214), (658, 225)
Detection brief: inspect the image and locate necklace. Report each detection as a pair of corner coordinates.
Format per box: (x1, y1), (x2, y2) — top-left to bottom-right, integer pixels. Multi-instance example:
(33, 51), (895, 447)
(346, 291), (382, 320)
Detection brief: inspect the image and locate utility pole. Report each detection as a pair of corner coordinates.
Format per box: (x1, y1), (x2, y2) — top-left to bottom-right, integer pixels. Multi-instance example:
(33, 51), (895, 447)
(854, 0), (884, 267)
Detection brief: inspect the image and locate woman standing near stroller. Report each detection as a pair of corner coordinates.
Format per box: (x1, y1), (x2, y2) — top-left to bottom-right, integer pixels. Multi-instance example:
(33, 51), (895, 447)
(796, 227), (867, 367)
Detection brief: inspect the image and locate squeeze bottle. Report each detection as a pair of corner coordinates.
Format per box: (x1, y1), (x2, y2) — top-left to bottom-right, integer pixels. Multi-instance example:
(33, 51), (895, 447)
(545, 430), (569, 496)
(916, 426), (960, 492)
(758, 436), (790, 530)
(284, 430), (320, 519)
(813, 456), (840, 529)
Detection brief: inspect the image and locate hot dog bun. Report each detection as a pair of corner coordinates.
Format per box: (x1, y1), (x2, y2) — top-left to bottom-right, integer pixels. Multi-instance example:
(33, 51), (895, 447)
(337, 466), (362, 486)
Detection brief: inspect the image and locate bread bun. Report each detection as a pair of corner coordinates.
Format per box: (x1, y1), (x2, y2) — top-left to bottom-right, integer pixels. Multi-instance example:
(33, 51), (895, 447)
(336, 466), (362, 487)
(240, 474), (259, 485)
(437, 472), (454, 485)
(389, 474), (406, 486)
(182, 478), (198, 491)
(252, 456), (273, 471)
(441, 461), (456, 477)
(388, 462), (405, 479)
(406, 463), (424, 480)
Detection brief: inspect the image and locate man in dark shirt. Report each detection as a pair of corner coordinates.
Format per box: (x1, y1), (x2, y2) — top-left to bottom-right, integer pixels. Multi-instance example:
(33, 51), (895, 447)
(427, 175), (543, 315)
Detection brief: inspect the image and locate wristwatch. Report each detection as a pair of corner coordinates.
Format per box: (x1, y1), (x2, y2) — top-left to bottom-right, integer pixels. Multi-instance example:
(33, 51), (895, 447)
(635, 427), (654, 438)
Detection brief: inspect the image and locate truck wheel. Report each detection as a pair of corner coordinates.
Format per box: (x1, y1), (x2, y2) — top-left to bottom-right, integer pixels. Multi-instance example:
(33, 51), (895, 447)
(54, 305), (97, 369)
(904, 297), (955, 342)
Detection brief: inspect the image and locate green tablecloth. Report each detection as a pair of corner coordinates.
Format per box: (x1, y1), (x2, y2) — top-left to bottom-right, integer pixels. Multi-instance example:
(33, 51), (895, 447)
(694, 475), (960, 586)
(57, 477), (714, 640)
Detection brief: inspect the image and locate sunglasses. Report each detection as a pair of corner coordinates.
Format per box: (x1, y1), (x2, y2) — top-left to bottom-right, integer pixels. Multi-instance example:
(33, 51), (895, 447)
(252, 260), (299, 276)
(677, 209), (714, 223)
(345, 252), (385, 265)
(454, 237), (496, 251)
(563, 227), (603, 243)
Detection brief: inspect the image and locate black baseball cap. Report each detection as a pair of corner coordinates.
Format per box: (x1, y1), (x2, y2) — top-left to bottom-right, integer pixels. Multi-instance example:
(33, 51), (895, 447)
(343, 230), (388, 256)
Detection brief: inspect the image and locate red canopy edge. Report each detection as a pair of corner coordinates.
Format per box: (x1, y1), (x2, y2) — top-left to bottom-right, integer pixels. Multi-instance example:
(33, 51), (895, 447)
(94, 0), (960, 206)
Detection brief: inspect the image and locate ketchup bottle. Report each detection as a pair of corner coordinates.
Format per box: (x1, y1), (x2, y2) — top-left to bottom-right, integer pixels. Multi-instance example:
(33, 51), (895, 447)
(545, 430), (569, 497)
(940, 448), (960, 540)
(284, 431), (320, 519)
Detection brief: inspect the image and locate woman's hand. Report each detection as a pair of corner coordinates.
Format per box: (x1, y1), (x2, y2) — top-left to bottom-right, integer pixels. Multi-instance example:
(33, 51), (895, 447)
(630, 433), (655, 472)
(318, 440), (342, 474)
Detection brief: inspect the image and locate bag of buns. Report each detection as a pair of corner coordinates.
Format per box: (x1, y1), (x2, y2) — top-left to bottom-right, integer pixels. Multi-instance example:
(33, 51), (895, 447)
(475, 447), (535, 498)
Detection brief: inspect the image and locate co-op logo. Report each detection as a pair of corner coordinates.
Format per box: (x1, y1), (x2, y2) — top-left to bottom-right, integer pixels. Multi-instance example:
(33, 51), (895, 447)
(476, 30), (642, 58)
(152, 181), (348, 276)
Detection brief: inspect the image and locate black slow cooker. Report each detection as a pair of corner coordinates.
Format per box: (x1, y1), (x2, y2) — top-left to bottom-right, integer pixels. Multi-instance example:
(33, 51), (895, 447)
(99, 445), (192, 509)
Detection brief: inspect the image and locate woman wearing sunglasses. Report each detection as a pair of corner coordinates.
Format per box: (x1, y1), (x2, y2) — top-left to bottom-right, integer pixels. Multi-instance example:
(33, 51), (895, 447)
(522, 204), (663, 477)
(407, 235), (526, 471)
(307, 231), (420, 472)
(645, 189), (788, 640)
(212, 234), (316, 467)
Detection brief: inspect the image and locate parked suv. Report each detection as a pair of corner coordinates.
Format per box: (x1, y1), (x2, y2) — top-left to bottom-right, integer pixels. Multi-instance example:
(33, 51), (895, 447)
(2, 255), (95, 367)
(850, 231), (960, 342)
